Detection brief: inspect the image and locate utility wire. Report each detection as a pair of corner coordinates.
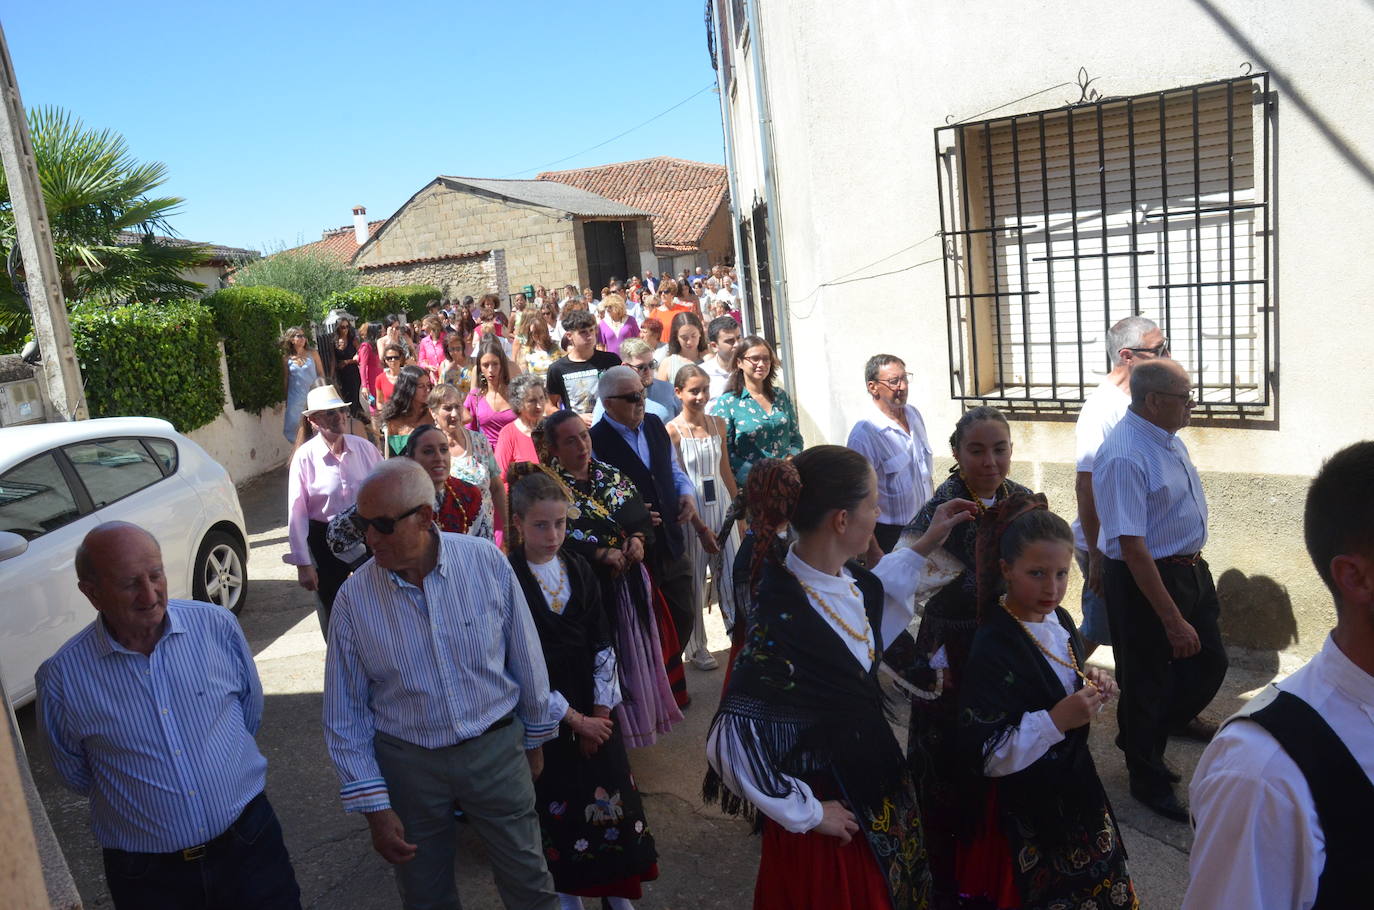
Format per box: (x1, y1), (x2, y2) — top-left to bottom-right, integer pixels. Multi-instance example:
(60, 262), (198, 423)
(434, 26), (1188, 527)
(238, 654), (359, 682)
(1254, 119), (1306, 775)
(499, 84), (717, 178)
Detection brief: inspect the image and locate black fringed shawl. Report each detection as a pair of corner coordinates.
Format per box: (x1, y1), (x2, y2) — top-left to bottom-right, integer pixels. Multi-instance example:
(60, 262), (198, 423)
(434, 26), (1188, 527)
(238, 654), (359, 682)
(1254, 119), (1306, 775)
(956, 606), (1134, 908)
(704, 558), (931, 908)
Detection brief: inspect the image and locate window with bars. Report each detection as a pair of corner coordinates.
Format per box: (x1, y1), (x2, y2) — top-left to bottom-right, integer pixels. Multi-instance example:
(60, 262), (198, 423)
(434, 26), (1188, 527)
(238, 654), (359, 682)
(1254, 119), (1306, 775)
(935, 74), (1273, 413)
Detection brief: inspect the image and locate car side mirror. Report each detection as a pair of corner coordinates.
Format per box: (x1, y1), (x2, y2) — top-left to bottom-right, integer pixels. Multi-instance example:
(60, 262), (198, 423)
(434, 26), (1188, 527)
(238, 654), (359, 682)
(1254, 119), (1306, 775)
(0, 531), (28, 562)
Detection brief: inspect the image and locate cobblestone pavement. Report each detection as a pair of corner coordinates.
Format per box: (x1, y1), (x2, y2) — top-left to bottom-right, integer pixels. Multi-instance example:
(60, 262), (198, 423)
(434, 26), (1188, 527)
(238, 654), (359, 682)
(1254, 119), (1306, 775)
(19, 464), (1284, 908)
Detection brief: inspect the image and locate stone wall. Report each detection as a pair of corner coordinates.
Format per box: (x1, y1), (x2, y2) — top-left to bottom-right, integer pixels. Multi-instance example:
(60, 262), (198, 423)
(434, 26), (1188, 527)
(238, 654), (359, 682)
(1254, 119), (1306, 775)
(358, 253), (493, 299)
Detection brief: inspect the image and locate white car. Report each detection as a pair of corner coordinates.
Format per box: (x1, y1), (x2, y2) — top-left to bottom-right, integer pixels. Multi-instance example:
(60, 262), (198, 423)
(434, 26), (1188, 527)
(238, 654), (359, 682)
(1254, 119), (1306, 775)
(0, 417), (249, 706)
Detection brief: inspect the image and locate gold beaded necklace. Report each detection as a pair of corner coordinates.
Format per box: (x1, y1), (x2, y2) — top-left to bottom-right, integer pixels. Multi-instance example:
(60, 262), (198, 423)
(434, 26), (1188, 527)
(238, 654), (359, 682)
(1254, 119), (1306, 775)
(959, 470), (1010, 514)
(999, 595), (1095, 689)
(532, 557), (569, 614)
(794, 573), (874, 663)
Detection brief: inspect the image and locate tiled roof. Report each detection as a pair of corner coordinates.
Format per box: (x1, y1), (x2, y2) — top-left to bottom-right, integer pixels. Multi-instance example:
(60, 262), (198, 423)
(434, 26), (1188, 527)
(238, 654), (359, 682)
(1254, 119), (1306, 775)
(284, 219), (387, 262)
(537, 157), (727, 251)
(358, 250), (490, 271)
(438, 176), (652, 218)
(115, 232), (260, 263)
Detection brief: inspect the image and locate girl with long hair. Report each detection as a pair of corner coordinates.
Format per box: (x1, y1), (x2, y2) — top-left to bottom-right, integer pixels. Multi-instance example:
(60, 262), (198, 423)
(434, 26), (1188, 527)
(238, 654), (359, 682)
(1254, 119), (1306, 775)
(464, 337), (517, 450)
(655, 312), (708, 382)
(281, 326), (324, 443)
(709, 335), (803, 487)
(514, 313), (562, 384)
(380, 365), (435, 457)
(332, 315), (362, 408)
(954, 496), (1135, 910)
(506, 465), (660, 910)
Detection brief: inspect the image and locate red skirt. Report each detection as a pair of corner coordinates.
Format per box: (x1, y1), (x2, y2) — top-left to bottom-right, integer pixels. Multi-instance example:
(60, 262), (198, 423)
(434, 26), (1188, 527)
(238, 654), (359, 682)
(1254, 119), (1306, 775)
(955, 787), (1020, 910)
(570, 862), (660, 900)
(652, 584), (690, 709)
(754, 818), (893, 910)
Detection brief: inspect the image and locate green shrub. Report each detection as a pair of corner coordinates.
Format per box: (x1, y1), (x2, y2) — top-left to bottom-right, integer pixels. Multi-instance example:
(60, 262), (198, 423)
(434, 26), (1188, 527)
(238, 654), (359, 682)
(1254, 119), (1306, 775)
(320, 284), (442, 324)
(70, 299), (224, 432)
(202, 286), (311, 414)
(230, 245), (358, 313)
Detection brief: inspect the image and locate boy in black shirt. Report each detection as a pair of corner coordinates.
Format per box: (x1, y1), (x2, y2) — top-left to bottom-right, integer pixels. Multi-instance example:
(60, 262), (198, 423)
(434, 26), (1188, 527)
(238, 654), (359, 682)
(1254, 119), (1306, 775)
(546, 309), (620, 425)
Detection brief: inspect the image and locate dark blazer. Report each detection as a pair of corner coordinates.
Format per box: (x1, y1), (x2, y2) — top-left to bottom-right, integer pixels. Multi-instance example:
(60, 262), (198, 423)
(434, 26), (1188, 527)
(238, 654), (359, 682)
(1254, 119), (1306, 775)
(589, 413), (685, 561)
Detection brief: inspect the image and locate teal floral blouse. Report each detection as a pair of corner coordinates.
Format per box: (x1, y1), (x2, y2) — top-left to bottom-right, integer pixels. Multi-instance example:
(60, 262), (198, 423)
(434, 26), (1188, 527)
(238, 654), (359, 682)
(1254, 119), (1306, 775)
(709, 386), (804, 487)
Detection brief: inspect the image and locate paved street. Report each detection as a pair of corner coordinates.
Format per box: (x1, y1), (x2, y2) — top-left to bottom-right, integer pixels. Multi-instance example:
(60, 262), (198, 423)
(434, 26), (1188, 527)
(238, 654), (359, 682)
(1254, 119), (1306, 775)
(18, 464), (1284, 908)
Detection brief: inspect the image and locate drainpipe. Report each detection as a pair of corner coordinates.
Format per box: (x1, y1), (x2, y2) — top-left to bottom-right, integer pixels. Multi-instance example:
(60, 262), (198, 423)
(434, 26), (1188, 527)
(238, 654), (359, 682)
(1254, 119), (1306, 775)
(709, 4), (751, 335)
(744, 0), (796, 399)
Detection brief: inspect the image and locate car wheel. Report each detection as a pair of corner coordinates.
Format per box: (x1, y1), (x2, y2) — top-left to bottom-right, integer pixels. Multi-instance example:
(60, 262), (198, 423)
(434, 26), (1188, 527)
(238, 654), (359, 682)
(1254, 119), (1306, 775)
(193, 530), (248, 614)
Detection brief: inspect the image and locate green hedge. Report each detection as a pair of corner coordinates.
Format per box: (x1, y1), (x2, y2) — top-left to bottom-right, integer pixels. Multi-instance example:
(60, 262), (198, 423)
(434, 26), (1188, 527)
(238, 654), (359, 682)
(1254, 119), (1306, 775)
(319, 284), (442, 324)
(202, 286), (311, 414)
(70, 299), (224, 432)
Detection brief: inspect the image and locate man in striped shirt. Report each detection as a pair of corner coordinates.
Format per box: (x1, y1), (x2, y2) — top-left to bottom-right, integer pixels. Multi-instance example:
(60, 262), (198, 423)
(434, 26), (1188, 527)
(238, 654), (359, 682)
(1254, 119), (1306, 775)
(37, 522), (301, 909)
(323, 459), (559, 910)
(1094, 360), (1229, 822)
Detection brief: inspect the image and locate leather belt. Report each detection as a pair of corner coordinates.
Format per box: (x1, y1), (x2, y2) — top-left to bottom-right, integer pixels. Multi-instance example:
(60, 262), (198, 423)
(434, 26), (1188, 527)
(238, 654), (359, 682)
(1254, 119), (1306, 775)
(1158, 552), (1202, 567)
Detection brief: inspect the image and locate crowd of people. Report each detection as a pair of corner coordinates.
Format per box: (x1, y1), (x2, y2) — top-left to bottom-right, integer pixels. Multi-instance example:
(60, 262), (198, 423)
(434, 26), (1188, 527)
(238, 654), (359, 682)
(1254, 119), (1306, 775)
(32, 296), (1373, 910)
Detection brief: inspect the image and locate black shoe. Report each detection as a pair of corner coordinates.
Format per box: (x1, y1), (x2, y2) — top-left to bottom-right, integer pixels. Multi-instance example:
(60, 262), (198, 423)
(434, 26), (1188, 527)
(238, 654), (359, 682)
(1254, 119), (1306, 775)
(1171, 716), (1219, 742)
(1131, 786), (1189, 823)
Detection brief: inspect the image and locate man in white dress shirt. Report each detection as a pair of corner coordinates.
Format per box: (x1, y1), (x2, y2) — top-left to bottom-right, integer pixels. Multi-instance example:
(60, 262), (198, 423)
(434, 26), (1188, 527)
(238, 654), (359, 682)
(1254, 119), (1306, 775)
(1094, 360), (1227, 822)
(323, 459), (559, 910)
(1073, 316), (1168, 656)
(846, 354), (934, 553)
(1183, 440), (1374, 910)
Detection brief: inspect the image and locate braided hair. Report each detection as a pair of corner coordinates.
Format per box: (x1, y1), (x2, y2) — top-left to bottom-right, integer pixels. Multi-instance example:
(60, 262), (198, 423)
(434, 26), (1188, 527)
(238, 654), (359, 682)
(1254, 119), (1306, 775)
(973, 493), (1073, 622)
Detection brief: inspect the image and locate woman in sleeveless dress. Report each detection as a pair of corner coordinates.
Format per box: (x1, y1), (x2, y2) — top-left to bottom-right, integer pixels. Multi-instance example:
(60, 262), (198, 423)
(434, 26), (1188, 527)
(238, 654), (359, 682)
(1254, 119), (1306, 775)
(666, 364), (738, 671)
(281, 326), (323, 442)
(332, 315), (362, 409)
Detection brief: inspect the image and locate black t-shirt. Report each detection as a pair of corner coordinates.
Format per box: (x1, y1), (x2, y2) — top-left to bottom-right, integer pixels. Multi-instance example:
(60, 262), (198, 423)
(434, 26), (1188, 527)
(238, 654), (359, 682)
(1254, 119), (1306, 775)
(546, 351), (622, 414)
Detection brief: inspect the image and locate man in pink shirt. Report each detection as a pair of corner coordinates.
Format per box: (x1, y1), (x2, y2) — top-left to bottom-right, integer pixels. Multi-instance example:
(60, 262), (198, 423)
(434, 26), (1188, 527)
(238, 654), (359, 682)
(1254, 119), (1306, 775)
(283, 386), (382, 633)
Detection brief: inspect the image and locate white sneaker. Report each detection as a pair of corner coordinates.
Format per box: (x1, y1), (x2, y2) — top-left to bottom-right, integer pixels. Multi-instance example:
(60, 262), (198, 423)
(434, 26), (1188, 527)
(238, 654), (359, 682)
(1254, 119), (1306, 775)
(690, 650), (719, 671)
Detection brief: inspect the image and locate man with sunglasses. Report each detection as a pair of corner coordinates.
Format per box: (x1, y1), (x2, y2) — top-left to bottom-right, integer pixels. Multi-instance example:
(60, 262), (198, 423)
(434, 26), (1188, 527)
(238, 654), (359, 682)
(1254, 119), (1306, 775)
(284, 385), (382, 634)
(323, 459), (558, 910)
(846, 354), (933, 553)
(1095, 359), (1228, 823)
(1074, 315), (1169, 657)
(591, 338), (680, 423)
(590, 366), (701, 700)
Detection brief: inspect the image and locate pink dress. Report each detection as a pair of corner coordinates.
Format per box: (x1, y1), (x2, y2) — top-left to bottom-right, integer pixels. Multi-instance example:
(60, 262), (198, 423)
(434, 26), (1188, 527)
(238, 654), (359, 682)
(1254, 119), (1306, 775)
(494, 421), (539, 482)
(464, 388), (517, 450)
(357, 343), (383, 411)
(417, 335), (446, 384)
(597, 316), (639, 355)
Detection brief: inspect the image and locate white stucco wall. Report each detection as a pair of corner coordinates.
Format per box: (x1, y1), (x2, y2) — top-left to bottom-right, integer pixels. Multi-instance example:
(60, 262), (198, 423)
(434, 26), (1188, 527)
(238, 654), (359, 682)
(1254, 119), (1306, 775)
(719, 0), (1374, 657)
(186, 345), (294, 486)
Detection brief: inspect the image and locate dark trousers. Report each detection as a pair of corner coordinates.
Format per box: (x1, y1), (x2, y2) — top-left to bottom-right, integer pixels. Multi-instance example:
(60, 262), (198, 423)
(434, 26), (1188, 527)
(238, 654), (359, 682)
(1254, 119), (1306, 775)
(654, 549), (697, 658)
(308, 519), (353, 636)
(1103, 557), (1229, 794)
(102, 793), (301, 910)
(874, 522), (904, 554)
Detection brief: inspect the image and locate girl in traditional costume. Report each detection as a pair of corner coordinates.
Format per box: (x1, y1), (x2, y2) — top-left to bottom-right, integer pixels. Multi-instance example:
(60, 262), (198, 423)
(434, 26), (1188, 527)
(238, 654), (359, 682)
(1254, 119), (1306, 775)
(507, 465), (659, 910)
(955, 495), (1136, 909)
(704, 447), (974, 910)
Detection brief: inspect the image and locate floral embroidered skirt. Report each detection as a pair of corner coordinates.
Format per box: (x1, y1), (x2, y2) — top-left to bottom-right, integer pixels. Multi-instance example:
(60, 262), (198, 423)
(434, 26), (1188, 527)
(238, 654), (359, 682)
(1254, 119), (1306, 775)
(535, 723), (659, 897)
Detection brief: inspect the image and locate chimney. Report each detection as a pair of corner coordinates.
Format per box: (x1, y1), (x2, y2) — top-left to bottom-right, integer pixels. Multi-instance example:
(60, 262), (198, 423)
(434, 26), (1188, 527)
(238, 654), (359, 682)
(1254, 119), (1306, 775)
(352, 205), (368, 245)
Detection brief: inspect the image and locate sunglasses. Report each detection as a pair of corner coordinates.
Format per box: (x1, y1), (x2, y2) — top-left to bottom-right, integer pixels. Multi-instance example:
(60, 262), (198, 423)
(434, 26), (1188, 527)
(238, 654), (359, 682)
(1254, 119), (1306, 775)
(630, 361), (657, 373)
(1126, 341), (1170, 357)
(606, 392), (645, 405)
(352, 503), (425, 535)
(385, 355), (402, 362)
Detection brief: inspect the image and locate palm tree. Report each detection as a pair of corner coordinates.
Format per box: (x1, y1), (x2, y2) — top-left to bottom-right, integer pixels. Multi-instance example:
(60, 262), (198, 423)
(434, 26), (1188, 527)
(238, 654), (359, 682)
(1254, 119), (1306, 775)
(0, 106), (209, 349)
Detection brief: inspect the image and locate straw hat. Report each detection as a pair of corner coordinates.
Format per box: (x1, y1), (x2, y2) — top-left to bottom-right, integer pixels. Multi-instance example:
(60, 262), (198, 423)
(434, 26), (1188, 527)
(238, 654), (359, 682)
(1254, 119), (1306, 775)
(301, 385), (349, 416)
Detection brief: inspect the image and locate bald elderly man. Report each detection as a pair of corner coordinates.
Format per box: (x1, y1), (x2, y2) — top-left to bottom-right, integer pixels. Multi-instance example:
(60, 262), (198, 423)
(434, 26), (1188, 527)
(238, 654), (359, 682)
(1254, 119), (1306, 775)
(36, 522), (301, 909)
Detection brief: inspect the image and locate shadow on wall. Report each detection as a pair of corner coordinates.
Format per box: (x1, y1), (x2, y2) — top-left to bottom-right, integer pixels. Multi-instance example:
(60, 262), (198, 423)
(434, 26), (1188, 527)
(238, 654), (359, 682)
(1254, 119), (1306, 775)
(1216, 568), (1299, 675)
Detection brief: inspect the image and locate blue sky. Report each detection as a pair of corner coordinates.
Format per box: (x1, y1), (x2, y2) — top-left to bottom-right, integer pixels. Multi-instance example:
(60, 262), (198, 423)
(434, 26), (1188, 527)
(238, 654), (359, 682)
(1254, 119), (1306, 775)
(5, 1), (725, 252)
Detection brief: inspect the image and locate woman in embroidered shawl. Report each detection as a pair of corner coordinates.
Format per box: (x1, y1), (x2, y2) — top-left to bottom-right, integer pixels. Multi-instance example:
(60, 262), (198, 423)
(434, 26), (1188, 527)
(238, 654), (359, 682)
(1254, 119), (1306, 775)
(704, 448), (977, 910)
(536, 410), (683, 748)
(884, 406), (1032, 908)
(506, 465), (659, 909)
(955, 495), (1136, 909)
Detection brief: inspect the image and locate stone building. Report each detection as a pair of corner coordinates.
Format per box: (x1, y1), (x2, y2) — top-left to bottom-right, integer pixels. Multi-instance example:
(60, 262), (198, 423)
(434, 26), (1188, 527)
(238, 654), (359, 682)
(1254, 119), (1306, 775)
(349, 177), (654, 300)
(537, 157), (731, 275)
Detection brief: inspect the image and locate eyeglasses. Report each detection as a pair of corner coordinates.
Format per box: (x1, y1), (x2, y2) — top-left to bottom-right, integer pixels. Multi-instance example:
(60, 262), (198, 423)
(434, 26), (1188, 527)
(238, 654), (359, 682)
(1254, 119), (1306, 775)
(630, 361), (657, 374)
(352, 503), (425, 535)
(1127, 341), (1170, 357)
(741, 354), (772, 366)
(385, 355), (402, 362)
(873, 372), (913, 390)
(605, 392), (645, 405)
(1153, 390), (1196, 407)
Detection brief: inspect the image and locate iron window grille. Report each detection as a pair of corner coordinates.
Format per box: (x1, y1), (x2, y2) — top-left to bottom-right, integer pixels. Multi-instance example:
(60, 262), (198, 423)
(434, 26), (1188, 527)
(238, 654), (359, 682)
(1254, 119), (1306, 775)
(935, 73), (1273, 415)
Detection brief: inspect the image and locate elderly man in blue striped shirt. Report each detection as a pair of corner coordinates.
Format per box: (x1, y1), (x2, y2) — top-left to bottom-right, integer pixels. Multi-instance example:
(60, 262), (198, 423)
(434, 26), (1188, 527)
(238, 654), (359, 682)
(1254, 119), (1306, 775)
(1094, 359), (1229, 823)
(36, 521), (301, 909)
(323, 458), (559, 910)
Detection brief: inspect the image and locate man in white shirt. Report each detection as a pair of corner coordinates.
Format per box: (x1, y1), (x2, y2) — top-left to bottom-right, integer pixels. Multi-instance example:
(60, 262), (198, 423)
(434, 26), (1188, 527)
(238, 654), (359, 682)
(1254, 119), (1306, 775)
(1073, 316), (1168, 655)
(1094, 360), (1227, 822)
(1183, 441), (1374, 910)
(702, 316), (741, 405)
(846, 354), (934, 553)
